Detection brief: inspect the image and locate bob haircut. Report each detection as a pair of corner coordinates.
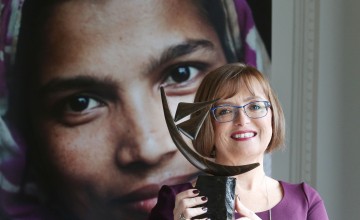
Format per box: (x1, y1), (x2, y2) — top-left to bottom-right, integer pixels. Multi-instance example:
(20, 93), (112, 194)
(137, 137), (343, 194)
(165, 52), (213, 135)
(192, 63), (285, 157)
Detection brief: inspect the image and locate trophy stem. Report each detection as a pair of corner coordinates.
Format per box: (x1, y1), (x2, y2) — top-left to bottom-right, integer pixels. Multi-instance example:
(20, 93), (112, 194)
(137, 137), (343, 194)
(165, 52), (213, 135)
(195, 175), (236, 220)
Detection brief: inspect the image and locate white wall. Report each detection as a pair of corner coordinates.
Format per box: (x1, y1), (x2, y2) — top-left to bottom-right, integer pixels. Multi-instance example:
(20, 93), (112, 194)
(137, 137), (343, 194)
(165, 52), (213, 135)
(316, 1), (345, 219)
(271, 0), (360, 219)
(271, 0), (293, 182)
(338, 0), (360, 217)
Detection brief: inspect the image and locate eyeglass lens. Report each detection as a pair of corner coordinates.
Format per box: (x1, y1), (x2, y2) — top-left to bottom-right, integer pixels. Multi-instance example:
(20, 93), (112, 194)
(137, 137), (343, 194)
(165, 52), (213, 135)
(213, 101), (269, 122)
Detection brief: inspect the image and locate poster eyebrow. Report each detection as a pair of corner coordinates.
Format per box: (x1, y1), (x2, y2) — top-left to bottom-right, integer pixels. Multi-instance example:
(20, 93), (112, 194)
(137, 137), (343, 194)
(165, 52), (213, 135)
(38, 75), (119, 96)
(146, 39), (215, 73)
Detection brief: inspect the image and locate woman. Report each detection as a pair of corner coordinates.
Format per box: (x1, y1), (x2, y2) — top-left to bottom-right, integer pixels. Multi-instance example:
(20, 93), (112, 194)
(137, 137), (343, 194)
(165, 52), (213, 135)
(0, 0), (270, 220)
(149, 63), (329, 219)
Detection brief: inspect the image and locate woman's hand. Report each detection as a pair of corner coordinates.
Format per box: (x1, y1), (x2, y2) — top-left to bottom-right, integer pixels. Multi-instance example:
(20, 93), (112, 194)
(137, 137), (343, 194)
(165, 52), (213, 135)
(235, 195), (261, 220)
(173, 189), (209, 220)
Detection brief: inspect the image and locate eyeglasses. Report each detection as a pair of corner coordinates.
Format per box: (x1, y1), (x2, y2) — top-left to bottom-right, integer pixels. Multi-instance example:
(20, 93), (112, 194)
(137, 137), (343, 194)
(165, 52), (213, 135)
(211, 101), (271, 123)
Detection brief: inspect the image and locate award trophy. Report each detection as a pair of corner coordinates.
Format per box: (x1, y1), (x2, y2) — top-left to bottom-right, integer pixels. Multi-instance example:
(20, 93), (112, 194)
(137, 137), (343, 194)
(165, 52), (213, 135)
(160, 87), (259, 220)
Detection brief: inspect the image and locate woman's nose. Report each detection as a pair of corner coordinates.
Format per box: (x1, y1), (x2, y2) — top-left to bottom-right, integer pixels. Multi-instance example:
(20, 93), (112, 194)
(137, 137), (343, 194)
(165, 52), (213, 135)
(115, 92), (177, 169)
(233, 108), (251, 126)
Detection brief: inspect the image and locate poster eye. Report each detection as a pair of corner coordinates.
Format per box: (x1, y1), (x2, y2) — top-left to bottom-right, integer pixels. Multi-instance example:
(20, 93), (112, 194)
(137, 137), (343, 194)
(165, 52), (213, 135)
(165, 65), (199, 85)
(65, 95), (103, 113)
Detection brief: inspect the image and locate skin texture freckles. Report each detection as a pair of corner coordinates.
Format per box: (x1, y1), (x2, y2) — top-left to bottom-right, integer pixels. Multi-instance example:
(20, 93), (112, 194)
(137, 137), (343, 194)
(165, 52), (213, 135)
(30, 0), (227, 219)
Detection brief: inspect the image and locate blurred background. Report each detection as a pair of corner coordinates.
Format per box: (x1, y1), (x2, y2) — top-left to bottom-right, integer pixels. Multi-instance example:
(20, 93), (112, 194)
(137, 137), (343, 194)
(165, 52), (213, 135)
(271, 0), (360, 219)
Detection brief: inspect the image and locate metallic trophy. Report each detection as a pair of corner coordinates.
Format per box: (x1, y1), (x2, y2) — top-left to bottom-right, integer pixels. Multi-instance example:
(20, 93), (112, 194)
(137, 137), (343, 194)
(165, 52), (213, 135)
(160, 87), (259, 220)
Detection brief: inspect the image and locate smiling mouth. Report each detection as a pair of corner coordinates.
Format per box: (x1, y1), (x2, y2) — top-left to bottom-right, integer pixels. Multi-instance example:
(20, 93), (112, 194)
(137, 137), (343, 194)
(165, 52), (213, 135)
(231, 132), (256, 139)
(109, 172), (199, 213)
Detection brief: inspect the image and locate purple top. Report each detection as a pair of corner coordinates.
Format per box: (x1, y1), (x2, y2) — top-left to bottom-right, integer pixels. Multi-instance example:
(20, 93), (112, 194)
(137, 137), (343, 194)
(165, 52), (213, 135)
(148, 181), (329, 220)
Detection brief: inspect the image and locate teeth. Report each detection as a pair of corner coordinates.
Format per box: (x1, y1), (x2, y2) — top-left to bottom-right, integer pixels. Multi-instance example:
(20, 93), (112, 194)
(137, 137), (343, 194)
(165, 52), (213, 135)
(233, 132), (255, 139)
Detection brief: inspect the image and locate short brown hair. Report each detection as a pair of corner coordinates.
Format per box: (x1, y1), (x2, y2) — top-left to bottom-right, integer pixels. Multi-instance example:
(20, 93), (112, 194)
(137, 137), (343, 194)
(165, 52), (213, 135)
(192, 63), (285, 156)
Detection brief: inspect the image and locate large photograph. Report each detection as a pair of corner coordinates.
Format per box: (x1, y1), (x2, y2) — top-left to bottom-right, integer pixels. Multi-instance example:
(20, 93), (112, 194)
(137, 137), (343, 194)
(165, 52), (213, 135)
(0, 0), (271, 219)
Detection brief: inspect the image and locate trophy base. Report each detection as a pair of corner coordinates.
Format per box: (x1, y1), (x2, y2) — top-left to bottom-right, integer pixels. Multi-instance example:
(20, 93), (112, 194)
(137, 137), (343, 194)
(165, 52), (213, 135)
(195, 175), (236, 220)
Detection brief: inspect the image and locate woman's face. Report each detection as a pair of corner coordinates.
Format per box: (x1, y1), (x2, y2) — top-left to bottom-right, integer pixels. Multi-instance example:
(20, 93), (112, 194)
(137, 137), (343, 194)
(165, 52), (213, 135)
(31, 0), (226, 219)
(212, 82), (273, 166)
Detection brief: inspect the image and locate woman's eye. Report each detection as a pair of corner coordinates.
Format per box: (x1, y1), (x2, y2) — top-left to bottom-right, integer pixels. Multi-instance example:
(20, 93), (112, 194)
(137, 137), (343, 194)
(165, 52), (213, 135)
(65, 95), (103, 113)
(164, 65), (199, 85)
(217, 107), (232, 115)
(248, 103), (262, 111)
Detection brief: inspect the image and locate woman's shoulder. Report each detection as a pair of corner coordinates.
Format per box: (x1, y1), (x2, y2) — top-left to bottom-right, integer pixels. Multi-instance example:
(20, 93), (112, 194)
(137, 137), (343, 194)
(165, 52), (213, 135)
(277, 181), (329, 219)
(279, 180), (325, 209)
(148, 182), (193, 220)
(280, 181), (321, 198)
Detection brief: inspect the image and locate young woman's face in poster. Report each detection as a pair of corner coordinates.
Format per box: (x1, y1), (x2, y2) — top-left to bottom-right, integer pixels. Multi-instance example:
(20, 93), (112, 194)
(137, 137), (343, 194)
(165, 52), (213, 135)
(32, 0), (227, 219)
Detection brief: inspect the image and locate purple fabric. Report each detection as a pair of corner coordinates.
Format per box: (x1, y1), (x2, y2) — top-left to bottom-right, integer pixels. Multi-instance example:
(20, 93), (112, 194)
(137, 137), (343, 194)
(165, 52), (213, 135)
(148, 181), (329, 220)
(1, 1), (29, 219)
(234, 0), (258, 68)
